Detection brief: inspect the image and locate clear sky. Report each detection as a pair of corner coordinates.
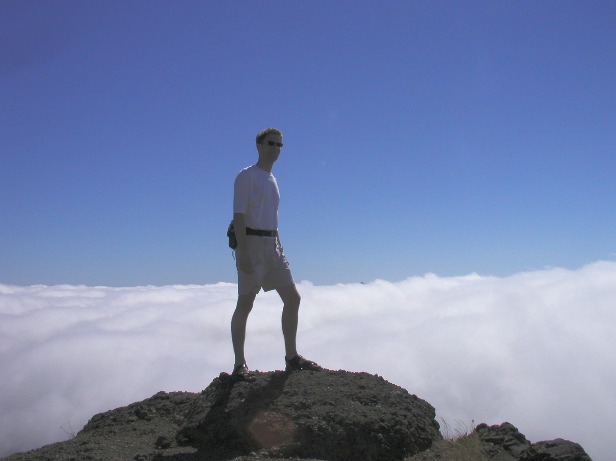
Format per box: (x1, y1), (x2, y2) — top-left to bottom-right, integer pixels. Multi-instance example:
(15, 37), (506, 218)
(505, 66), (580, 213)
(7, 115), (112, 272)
(2, 1), (615, 286)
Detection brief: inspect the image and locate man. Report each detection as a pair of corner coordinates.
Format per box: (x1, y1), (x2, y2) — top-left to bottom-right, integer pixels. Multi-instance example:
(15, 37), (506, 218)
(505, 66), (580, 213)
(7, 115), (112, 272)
(231, 127), (321, 380)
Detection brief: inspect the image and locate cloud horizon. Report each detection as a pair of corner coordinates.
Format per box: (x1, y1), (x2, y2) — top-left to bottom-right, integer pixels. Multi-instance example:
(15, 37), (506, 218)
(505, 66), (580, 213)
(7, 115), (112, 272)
(1, 261), (614, 460)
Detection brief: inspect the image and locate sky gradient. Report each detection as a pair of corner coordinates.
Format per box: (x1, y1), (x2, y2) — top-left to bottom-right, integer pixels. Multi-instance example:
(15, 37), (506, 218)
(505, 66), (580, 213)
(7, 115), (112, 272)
(2, 4), (615, 461)
(2, 1), (615, 286)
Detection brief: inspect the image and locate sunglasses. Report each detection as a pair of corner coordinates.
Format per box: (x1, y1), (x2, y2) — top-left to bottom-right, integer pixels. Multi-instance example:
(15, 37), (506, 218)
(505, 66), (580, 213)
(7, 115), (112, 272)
(266, 141), (284, 147)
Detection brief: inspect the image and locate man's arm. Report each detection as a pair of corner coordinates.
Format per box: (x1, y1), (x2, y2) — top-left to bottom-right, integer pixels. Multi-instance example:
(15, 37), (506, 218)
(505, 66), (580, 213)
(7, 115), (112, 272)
(233, 212), (252, 273)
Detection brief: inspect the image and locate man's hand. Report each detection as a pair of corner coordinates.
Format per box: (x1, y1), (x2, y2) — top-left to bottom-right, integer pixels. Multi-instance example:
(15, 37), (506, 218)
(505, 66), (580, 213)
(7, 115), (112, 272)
(233, 213), (253, 273)
(236, 247), (253, 274)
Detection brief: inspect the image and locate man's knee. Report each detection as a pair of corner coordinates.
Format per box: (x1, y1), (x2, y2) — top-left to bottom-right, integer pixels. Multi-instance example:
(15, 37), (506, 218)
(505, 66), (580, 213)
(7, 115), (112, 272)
(236, 294), (256, 314)
(290, 291), (301, 306)
(279, 285), (301, 307)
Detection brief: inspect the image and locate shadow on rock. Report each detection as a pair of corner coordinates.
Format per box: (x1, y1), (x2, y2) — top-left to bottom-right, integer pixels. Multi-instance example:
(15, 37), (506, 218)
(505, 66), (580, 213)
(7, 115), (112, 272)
(166, 369), (441, 461)
(170, 370), (293, 460)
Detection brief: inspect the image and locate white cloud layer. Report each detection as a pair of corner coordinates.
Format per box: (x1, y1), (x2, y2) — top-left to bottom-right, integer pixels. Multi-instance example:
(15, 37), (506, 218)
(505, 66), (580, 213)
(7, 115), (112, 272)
(1, 261), (615, 460)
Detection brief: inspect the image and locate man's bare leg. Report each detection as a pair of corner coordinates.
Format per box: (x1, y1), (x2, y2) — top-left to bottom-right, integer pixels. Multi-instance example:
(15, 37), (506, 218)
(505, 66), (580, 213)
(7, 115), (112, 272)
(278, 284), (322, 371)
(231, 292), (257, 368)
(277, 284), (301, 360)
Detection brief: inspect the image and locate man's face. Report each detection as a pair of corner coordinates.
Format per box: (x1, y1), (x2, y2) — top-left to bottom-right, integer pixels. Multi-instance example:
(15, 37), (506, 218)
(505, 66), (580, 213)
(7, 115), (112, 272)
(257, 133), (283, 164)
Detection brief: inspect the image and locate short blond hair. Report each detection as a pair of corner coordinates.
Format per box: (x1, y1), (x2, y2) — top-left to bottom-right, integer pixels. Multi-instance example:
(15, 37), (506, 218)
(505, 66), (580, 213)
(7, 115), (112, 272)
(256, 127), (283, 144)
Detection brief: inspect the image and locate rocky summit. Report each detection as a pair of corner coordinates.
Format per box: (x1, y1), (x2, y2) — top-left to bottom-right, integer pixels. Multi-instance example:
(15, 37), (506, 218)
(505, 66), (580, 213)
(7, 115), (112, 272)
(1, 369), (592, 461)
(176, 369), (440, 461)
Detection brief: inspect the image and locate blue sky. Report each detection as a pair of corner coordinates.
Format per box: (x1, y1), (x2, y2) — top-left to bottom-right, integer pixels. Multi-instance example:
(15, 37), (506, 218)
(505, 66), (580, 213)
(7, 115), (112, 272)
(2, 0), (615, 286)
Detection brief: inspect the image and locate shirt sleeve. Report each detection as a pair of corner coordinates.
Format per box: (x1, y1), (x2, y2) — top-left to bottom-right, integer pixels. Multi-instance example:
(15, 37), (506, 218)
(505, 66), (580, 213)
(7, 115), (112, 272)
(233, 169), (250, 214)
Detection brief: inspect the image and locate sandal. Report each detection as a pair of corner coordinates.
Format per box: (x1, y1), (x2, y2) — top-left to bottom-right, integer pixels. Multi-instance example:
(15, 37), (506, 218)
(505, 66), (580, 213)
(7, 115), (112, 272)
(232, 363), (256, 381)
(285, 355), (322, 372)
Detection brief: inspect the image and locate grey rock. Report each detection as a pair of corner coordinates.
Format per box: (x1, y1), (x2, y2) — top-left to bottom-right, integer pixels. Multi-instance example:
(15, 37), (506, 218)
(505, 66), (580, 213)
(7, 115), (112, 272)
(475, 423), (592, 461)
(532, 438), (592, 460)
(1, 371), (592, 461)
(476, 422), (532, 460)
(177, 369), (442, 461)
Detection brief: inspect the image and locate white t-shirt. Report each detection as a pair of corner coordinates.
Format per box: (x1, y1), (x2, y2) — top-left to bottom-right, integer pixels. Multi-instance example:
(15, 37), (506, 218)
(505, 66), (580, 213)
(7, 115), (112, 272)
(233, 165), (280, 230)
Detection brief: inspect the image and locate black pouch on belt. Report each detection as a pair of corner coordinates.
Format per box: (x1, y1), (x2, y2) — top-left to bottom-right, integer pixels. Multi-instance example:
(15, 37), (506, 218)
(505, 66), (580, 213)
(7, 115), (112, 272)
(227, 220), (237, 249)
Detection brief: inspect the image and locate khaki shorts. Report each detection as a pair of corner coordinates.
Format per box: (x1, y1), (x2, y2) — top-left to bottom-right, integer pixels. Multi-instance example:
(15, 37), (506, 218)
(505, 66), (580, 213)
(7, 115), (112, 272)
(236, 236), (294, 295)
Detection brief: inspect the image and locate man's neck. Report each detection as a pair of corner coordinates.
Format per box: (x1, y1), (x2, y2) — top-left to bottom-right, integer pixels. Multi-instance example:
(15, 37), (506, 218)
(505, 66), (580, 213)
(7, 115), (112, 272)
(255, 160), (273, 173)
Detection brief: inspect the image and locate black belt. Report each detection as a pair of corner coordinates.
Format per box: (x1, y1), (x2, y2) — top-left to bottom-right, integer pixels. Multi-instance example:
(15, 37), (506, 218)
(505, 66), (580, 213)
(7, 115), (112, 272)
(246, 227), (278, 237)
